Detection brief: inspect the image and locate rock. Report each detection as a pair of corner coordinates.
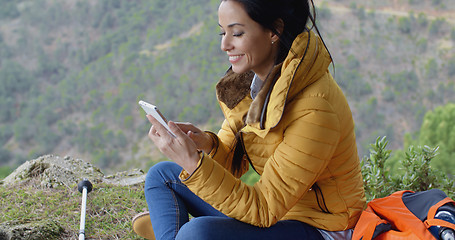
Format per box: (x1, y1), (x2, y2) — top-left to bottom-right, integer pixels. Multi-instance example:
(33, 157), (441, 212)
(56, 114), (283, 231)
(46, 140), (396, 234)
(0, 155), (104, 188)
(0, 219), (64, 240)
(0, 154), (146, 188)
(104, 168), (146, 186)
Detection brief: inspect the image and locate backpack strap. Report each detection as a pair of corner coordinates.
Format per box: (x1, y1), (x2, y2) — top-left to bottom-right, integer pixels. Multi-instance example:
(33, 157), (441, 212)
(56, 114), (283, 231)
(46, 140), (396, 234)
(352, 205), (390, 240)
(424, 197), (455, 230)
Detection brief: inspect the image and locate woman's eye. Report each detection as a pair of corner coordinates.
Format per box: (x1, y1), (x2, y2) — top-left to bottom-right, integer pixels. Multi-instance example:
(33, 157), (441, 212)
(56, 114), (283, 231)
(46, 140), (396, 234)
(218, 31), (244, 37)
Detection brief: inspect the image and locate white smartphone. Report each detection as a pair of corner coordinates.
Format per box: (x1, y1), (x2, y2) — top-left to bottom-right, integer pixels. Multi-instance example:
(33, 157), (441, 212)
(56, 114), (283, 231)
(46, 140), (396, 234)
(138, 100), (176, 138)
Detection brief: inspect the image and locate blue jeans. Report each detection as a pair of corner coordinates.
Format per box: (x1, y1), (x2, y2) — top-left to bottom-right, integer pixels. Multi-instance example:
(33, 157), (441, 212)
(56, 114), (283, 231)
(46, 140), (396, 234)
(145, 161), (324, 240)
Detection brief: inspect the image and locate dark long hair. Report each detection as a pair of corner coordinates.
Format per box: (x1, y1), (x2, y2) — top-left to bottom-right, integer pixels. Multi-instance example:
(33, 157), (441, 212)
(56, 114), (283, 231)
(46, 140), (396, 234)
(221, 0), (330, 175)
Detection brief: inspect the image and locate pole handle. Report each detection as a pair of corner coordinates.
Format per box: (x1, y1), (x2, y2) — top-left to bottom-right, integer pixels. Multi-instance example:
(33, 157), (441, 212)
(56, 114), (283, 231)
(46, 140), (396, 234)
(78, 179), (93, 193)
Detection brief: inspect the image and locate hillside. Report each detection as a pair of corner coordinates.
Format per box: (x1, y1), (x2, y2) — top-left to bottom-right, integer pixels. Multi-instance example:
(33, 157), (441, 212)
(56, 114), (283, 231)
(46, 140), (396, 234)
(0, 0), (454, 177)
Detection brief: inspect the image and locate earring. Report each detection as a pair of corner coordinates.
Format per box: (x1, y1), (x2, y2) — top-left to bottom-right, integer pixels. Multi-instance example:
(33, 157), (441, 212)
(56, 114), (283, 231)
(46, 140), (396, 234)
(272, 41), (275, 44)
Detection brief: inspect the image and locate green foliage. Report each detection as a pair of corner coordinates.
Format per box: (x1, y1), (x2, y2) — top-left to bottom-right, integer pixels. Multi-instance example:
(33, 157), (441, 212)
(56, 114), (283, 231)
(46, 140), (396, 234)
(0, 0), (225, 170)
(0, 126), (13, 146)
(361, 136), (454, 202)
(417, 12), (429, 28)
(361, 137), (394, 200)
(0, 0), (21, 20)
(357, 97), (386, 131)
(425, 58), (438, 79)
(0, 0), (454, 175)
(384, 70), (419, 93)
(428, 18), (446, 35)
(416, 38), (428, 53)
(352, 5), (366, 20)
(381, 87), (395, 102)
(409, 0), (425, 5)
(0, 148), (12, 165)
(36, 50), (67, 84)
(71, 123), (127, 168)
(432, 0), (443, 6)
(0, 61), (33, 99)
(240, 167), (260, 186)
(398, 16), (412, 34)
(418, 103), (455, 174)
(317, 2), (332, 20)
(448, 57), (455, 77)
(337, 55), (372, 99)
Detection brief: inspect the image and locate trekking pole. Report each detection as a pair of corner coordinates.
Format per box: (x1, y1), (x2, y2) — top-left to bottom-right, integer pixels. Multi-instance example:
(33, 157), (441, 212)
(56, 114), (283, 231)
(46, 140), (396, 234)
(78, 179), (93, 240)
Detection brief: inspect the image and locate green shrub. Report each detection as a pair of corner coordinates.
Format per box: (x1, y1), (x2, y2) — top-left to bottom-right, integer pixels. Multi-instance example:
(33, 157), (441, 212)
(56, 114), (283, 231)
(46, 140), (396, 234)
(428, 18), (446, 35)
(431, 0), (442, 6)
(417, 12), (428, 28)
(416, 38), (428, 53)
(317, 2), (332, 20)
(418, 103), (455, 174)
(448, 57), (455, 77)
(398, 16), (412, 34)
(0, 148), (12, 165)
(0, 0), (20, 20)
(361, 137), (454, 201)
(425, 58), (438, 79)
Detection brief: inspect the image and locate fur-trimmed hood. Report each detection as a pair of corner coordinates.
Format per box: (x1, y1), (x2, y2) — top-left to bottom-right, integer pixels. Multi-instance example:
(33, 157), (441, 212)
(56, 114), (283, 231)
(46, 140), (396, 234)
(216, 30), (332, 138)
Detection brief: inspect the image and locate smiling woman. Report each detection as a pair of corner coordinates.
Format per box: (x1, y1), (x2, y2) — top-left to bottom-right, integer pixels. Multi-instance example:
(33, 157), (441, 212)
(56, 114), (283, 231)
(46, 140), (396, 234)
(218, 1), (280, 80)
(133, 0), (366, 240)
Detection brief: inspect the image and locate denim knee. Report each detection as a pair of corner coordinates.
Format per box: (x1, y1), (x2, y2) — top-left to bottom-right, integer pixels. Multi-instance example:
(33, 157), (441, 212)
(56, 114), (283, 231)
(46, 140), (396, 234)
(175, 217), (221, 240)
(145, 161), (182, 185)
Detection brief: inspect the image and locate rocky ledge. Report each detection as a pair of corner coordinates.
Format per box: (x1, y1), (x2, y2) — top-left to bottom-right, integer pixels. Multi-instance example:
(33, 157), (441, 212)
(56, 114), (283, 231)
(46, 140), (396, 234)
(0, 154), (146, 240)
(0, 154), (146, 188)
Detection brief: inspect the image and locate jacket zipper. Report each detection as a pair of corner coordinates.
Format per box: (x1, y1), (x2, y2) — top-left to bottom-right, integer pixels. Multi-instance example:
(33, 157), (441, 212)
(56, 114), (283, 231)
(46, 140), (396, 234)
(313, 183), (331, 214)
(239, 132), (260, 175)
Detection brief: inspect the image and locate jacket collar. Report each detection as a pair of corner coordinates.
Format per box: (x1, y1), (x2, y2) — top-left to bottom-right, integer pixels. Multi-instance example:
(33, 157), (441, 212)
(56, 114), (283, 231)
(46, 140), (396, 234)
(215, 68), (254, 110)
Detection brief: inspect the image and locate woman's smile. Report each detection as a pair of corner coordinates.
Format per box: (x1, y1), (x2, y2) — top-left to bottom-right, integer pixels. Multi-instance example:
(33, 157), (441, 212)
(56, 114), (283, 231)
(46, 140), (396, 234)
(228, 54), (244, 64)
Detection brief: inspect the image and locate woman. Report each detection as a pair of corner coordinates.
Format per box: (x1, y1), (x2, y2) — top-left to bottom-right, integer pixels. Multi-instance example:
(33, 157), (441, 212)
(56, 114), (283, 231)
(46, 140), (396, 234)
(133, 0), (366, 239)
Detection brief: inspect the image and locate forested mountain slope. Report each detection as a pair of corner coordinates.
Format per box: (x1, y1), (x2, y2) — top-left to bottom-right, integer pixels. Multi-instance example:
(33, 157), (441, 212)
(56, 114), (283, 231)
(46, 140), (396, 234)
(0, 0), (454, 176)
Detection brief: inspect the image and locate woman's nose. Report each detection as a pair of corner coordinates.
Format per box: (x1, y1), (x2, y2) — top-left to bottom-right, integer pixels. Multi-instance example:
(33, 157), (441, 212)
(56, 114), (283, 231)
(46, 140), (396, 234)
(221, 36), (232, 52)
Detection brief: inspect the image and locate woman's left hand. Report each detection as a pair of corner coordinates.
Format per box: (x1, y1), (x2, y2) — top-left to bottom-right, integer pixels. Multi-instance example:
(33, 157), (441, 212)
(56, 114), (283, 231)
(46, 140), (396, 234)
(146, 115), (200, 174)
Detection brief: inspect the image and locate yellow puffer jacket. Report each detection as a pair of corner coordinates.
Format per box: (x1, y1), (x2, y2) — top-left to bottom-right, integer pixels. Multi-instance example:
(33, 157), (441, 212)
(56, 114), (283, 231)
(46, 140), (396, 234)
(180, 30), (366, 231)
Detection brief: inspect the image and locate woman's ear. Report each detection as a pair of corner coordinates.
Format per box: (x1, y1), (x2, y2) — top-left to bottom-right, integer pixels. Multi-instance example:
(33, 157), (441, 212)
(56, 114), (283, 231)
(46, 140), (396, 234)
(271, 18), (284, 43)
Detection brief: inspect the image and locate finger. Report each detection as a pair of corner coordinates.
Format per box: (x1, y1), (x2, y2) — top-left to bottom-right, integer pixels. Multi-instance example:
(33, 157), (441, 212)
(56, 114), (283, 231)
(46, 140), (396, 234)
(147, 115), (170, 137)
(168, 121), (192, 140)
(148, 125), (160, 139)
(174, 122), (201, 134)
(187, 131), (202, 142)
(188, 130), (204, 137)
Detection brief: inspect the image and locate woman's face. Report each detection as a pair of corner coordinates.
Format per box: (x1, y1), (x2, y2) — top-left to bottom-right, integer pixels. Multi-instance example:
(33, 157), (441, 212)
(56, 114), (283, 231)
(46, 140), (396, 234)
(218, 0), (278, 80)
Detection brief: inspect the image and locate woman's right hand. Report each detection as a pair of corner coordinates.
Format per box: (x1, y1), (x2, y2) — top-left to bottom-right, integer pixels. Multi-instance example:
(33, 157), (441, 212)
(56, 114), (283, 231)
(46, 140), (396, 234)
(174, 122), (214, 153)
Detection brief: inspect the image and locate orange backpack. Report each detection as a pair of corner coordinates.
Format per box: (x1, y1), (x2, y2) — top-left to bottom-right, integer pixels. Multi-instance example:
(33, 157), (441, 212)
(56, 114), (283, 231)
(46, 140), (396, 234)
(352, 189), (455, 240)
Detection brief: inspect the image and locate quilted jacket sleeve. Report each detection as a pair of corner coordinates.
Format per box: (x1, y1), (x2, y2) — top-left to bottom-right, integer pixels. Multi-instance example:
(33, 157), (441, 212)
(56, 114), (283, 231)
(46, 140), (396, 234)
(207, 118), (250, 177)
(206, 119), (235, 169)
(181, 97), (340, 227)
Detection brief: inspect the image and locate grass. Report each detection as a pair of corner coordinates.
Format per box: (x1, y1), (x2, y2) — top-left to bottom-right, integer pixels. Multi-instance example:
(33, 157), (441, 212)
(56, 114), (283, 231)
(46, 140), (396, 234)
(0, 180), (148, 239)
